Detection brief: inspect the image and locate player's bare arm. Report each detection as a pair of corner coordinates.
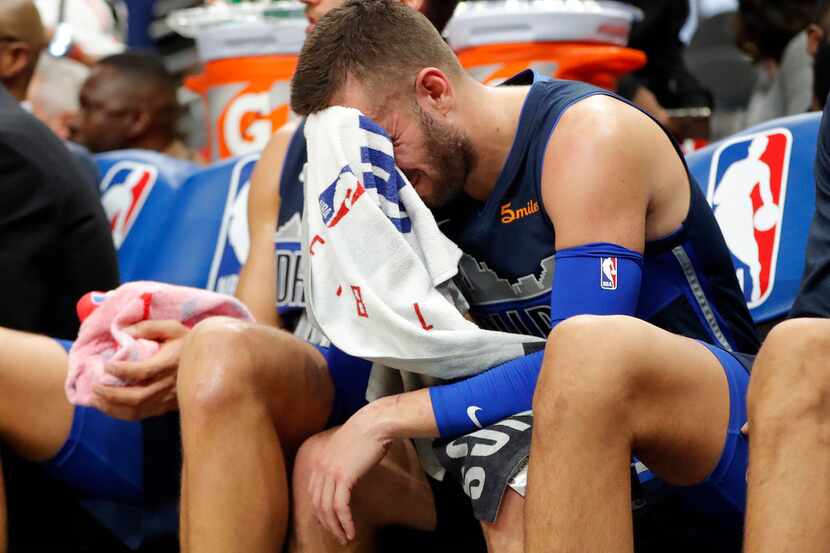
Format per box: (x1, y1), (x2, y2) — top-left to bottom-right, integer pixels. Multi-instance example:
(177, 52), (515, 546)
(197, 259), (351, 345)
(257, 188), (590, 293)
(235, 120), (299, 326)
(543, 95), (689, 252)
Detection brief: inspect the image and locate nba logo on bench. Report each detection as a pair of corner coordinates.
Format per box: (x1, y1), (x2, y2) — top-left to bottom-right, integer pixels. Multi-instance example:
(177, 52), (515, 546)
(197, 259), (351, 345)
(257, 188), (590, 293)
(706, 128), (792, 308)
(99, 161), (158, 249)
(207, 154), (259, 295)
(600, 257), (618, 290)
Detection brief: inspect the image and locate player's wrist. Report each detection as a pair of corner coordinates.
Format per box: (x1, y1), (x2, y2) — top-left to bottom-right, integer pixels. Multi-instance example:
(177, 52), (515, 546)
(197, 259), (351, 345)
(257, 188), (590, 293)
(353, 398), (398, 445)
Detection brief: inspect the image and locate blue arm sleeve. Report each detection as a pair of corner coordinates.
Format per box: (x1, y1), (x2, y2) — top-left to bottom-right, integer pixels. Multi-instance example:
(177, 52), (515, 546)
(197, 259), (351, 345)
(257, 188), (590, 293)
(549, 242), (643, 326)
(429, 243), (643, 438)
(430, 350), (544, 437)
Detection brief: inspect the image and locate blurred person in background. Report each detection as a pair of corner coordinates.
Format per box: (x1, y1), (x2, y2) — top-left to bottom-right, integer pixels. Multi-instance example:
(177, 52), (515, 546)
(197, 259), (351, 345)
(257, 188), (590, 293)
(0, 5), (118, 549)
(737, 0), (814, 126)
(0, 0), (117, 339)
(0, 0), (47, 102)
(618, 0), (713, 127)
(70, 51), (204, 163)
(28, 53), (88, 140)
(807, 0), (830, 111)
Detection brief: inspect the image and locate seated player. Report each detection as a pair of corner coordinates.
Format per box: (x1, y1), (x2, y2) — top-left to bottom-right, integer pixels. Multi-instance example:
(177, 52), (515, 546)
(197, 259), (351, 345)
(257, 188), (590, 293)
(213, 1), (760, 551)
(0, 2), (461, 553)
(525, 36), (830, 553)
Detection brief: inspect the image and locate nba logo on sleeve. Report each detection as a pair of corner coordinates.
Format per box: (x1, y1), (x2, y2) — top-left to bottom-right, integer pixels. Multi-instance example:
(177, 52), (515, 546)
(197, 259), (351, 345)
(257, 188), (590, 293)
(600, 257), (618, 290)
(706, 129), (792, 308)
(99, 161), (158, 249)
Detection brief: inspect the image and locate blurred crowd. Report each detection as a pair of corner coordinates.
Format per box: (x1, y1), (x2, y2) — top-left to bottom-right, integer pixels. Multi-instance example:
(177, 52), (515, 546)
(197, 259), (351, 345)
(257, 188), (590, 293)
(9, 0), (829, 160)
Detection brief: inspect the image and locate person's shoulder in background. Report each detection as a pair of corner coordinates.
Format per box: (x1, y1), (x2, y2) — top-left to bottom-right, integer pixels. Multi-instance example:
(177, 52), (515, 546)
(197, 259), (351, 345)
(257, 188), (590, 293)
(0, 84), (97, 196)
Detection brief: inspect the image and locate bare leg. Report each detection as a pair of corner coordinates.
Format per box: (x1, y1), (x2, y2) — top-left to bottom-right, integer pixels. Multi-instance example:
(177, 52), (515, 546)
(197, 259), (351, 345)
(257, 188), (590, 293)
(744, 319), (830, 553)
(177, 318), (335, 553)
(0, 329), (73, 460)
(481, 488), (524, 553)
(0, 328), (74, 553)
(525, 315), (733, 553)
(289, 430), (436, 553)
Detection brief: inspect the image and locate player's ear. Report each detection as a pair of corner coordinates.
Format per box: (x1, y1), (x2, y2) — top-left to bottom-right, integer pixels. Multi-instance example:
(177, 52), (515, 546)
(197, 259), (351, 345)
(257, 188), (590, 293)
(401, 0), (426, 11)
(414, 67), (453, 116)
(0, 41), (32, 81)
(126, 109), (152, 139)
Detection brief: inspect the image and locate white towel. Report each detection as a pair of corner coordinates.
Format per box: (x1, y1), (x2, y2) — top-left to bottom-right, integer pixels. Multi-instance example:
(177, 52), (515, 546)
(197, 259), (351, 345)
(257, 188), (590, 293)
(302, 107), (544, 381)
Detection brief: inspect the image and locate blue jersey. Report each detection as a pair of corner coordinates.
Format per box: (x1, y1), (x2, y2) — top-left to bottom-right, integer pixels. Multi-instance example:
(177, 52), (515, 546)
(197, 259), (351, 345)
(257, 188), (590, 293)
(274, 120), (325, 342)
(439, 74), (760, 354)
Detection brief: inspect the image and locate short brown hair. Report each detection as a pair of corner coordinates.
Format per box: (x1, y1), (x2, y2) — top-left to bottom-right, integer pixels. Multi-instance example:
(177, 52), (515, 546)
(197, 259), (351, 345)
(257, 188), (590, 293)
(290, 0), (463, 116)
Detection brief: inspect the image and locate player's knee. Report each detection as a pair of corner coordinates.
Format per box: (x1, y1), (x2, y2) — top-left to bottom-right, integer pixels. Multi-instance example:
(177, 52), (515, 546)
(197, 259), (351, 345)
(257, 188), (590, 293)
(749, 319), (830, 426)
(178, 317), (262, 415)
(535, 315), (643, 423)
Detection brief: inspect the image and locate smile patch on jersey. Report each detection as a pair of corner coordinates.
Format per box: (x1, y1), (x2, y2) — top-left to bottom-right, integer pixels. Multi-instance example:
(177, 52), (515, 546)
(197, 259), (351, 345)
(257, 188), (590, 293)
(500, 199), (540, 224)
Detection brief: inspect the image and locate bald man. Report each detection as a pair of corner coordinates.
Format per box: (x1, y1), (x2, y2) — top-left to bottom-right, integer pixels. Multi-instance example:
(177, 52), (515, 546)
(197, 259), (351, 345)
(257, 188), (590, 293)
(0, 0), (46, 100)
(70, 51), (203, 163)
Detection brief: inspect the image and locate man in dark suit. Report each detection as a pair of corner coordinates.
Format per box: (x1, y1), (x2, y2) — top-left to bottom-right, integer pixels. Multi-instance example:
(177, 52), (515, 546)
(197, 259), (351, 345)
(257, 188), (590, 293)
(0, 0), (119, 339)
(0, 2), (120, 551)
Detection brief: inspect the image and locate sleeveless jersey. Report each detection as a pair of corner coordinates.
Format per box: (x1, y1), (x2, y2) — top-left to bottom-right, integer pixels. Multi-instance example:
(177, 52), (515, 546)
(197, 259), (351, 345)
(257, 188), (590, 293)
(273, 121), (325, 344)
(439, 73), (760, 354)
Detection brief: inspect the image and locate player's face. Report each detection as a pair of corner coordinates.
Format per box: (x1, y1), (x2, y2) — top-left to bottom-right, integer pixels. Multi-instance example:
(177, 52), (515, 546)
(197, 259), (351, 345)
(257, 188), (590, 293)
(333, 80), (474, 209)
(401, 103), (474, 209)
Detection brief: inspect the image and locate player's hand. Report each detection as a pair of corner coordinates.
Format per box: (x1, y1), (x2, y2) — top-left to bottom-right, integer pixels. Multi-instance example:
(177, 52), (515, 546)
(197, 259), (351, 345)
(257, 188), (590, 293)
(308, 407), (392, 545)
(91, 320), (189, 421)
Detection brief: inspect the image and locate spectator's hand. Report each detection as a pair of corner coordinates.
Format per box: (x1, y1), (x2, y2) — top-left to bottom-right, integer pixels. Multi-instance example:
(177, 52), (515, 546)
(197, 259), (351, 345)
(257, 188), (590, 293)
(91, 320), (189, 421)
(309, 408), (392, 545)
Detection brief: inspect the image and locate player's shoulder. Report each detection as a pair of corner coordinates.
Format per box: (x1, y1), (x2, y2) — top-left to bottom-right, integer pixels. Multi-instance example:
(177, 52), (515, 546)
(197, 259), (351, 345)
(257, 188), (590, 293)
(250, 120), (302, 196)
(262, 119), (301, 163)
(556, 94), (647, 142)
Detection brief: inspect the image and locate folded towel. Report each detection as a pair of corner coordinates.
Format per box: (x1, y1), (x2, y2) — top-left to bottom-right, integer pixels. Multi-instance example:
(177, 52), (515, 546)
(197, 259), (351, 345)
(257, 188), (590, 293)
(66, 281), (253, 406)
(302, 107), (544, 381)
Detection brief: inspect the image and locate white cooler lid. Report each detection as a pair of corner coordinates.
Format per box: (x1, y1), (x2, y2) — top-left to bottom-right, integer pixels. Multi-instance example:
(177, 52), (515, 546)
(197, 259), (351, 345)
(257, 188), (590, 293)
(167, 1), (306, 61)
(444, 0), (643, 50)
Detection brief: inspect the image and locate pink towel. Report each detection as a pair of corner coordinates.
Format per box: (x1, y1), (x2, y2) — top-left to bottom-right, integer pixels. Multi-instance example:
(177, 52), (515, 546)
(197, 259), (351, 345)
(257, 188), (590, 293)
(66, 281), (254, 406)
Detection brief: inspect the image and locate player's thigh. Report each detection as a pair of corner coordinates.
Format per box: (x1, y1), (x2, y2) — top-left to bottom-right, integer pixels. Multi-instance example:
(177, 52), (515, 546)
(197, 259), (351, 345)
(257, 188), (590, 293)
(0, 329), (72, 460)
(543, 316), (733, 485)
(614, 321), (734, 485)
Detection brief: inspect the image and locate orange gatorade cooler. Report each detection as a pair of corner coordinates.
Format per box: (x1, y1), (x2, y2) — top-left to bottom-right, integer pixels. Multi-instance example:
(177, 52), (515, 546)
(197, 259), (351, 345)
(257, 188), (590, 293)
(169, 3), (306, 160)
(445, 0), (646, 90)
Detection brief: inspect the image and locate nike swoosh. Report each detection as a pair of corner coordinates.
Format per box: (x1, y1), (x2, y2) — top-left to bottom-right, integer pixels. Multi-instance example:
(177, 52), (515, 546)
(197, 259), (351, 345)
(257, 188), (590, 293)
(467, 406), (483, 429)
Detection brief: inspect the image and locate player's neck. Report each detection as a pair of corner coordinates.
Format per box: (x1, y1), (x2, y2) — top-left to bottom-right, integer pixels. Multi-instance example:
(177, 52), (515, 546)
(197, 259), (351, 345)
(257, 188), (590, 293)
(461, 84), (530, 202)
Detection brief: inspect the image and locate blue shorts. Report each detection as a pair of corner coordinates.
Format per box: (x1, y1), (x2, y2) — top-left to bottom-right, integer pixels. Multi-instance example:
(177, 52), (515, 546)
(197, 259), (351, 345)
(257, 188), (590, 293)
(44, 340), (371, 501)
(45, 340), (144, 503)
(684, 342), (751, 515)
(317, 344), (373, 426)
